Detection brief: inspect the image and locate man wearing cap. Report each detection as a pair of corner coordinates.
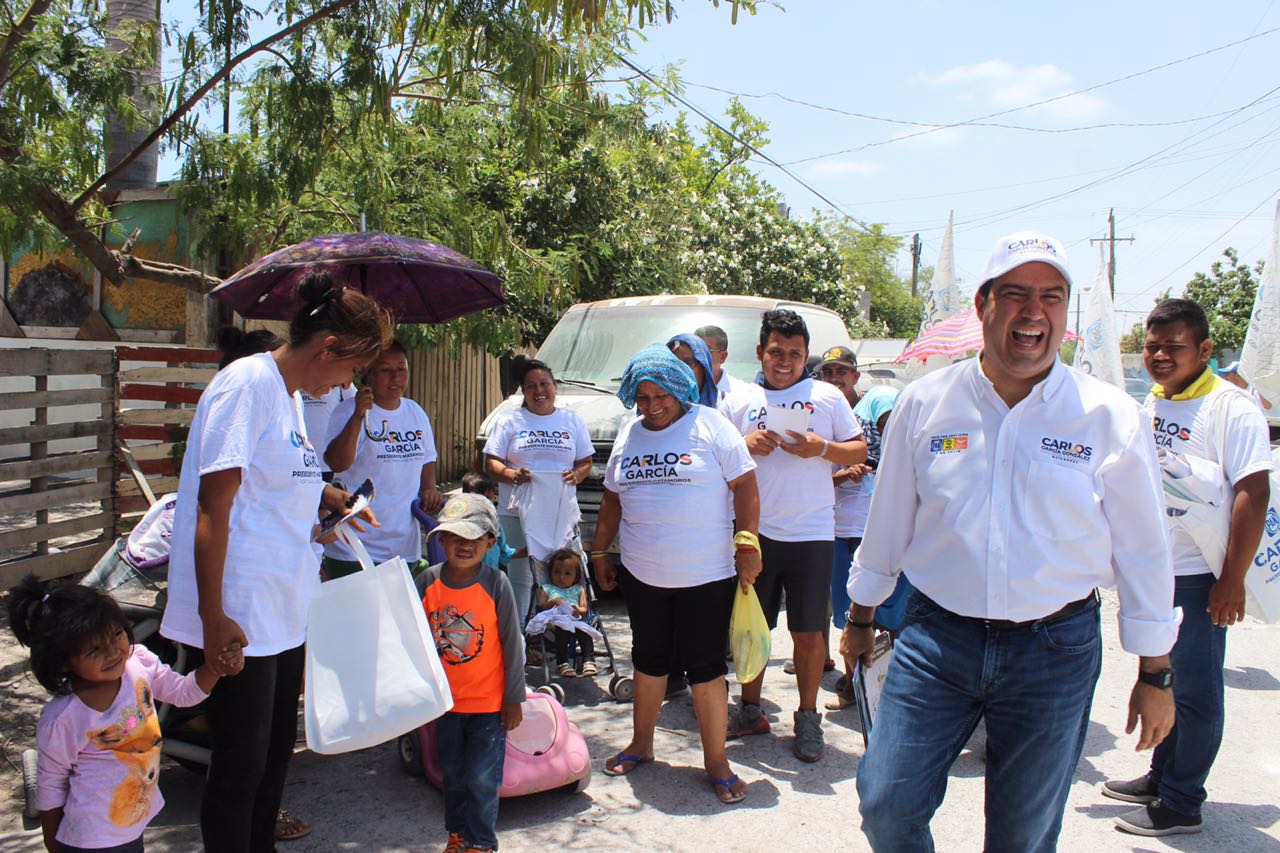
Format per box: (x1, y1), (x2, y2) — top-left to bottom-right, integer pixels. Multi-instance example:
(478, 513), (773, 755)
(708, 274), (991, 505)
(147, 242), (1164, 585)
(1101, 298), (1270, 837)
(719, 309), (866, 762)
(843, 231), (1179, 851)
(1217, 361), (1272, 413)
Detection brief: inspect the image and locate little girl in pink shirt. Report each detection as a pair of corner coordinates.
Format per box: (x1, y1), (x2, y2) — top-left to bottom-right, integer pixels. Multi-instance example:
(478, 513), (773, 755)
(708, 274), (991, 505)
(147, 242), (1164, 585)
(7, 575), (240, 852)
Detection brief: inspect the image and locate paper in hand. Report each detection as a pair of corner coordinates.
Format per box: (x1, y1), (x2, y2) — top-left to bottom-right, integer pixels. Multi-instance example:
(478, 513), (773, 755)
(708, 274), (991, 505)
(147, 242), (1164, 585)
(766, 405), (811, 444)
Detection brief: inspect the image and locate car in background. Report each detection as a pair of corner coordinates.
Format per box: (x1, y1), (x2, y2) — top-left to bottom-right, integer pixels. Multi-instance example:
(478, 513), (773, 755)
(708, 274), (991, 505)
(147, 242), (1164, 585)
(477, 294), (854, 548)
(1125, 376), (1152, 404)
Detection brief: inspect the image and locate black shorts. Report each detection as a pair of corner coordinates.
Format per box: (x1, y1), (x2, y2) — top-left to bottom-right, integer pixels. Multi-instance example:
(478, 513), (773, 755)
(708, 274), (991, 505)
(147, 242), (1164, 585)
(756, 536), (833, 633)
(618, 568), (736, 684)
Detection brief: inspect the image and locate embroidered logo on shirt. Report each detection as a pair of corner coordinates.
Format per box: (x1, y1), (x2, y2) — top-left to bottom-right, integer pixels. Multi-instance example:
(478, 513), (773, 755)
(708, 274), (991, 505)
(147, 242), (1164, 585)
(1040, 437), (1093, 464)
(929, 433), (969, 454)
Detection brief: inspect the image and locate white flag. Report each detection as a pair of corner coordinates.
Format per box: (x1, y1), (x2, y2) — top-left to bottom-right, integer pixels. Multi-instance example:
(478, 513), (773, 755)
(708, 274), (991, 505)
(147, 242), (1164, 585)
(1239, 201), (1280, 402)
(1073, 245), (1125, 389)
(919, 211), (965, 332)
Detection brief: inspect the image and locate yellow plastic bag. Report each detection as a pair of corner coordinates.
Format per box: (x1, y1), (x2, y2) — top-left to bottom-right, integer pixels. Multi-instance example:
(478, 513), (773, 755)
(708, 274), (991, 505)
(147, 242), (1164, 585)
(730, 584), (771, 684)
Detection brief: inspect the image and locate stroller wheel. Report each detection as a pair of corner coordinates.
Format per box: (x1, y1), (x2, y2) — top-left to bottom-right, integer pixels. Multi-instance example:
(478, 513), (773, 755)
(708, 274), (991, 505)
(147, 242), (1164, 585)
(610, 676), (634, 703)
(397, 733), (423, 777)
(534, 684), (565, 703)
(22, 748), (39, 819)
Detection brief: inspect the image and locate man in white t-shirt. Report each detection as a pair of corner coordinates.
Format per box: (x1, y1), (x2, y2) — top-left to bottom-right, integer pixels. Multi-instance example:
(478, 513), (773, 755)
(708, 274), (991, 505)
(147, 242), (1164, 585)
(1103, 299), (1271, 837)
(696, 324), (747, 403)
(718, 309), (866, 762)
(322, 342), (443, 578)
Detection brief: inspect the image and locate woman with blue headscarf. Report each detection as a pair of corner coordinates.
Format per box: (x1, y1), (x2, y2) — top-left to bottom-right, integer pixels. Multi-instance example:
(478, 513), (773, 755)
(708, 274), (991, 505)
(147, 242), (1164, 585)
(590, 345), (761, 805)
(667, 333), (719, 408)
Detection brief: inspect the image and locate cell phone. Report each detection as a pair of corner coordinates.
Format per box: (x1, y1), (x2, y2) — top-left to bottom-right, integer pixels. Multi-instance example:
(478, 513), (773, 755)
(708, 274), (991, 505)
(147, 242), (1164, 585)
(316, 478), (375, 538)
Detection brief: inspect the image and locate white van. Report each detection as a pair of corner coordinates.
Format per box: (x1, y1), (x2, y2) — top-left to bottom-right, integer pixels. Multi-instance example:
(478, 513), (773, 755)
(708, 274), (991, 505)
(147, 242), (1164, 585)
(476, 294), (855, 546)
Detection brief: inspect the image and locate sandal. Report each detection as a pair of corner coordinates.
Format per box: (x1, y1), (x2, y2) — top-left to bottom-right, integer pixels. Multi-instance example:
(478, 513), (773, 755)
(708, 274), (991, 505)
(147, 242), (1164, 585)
(580, 659), (598, 677)
(557, 661), (576, 678)
(603, 751), (653, 777)
(824, 689), (856, 711)
(275, 810), (311, 841)
(710, 773), (747, 804)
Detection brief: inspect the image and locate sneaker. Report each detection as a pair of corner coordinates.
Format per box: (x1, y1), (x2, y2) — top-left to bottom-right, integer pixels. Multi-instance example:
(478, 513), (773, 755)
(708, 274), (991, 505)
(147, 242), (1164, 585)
(1101, 775), (1158, 805)
(665, 674), (690, 699)
(1114, 800), (1203, 837)
(792, 709), (824, 762)
(442, 833), (466, 853)
(580, 659), (598, 677)
(727, 702), (770, 738)
(557, 661), (576, 678)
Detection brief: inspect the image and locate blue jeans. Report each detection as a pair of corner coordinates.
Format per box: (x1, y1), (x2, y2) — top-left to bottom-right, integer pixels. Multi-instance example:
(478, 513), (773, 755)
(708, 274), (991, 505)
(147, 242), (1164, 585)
(831, 536), (858, 629)
(1148, 572), (1227, 817)
(436, 711), (506, 850)
(857, 592), (1102, 853)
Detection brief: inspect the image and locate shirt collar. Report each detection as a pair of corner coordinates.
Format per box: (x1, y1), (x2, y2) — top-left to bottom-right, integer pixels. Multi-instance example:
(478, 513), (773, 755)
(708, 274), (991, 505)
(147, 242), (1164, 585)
(1151, 367), (1218, 400)
(970, 354), (1067, 407)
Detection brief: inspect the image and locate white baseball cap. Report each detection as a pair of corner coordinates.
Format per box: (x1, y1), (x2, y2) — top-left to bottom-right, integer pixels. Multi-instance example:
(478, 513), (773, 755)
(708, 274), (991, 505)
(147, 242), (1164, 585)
(979, 231), (1072, 289)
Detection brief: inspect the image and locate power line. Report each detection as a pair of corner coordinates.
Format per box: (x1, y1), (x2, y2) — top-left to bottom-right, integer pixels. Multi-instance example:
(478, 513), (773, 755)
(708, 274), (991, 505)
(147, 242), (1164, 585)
(771, 25), (1280, 165)
(611, 54), (876, 233)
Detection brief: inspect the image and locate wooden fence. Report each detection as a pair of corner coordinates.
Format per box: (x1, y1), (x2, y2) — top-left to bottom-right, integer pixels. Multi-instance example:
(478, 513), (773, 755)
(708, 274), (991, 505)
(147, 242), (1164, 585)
(0, 349), (116, 587)
(408, 340), (523, 481)
(116, 346), (219, 522)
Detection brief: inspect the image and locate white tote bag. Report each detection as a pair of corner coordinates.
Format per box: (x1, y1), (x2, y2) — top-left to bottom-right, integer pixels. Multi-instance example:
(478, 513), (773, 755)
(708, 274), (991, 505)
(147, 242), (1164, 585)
(305, 527), (453, 754)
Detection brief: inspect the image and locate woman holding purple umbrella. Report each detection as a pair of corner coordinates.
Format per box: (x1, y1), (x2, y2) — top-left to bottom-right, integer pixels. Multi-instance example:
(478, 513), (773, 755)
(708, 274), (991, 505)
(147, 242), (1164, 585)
(162, 271), (393, 851)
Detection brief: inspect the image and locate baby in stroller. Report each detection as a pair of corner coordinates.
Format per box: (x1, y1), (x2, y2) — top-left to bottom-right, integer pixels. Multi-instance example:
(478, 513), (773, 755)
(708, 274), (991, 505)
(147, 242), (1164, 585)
(532, 549), (598, 678)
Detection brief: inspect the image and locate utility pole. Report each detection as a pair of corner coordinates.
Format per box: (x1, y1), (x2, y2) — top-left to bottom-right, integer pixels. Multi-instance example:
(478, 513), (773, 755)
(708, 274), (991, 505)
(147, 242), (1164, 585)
(1088, 208), (1134, 299)
(910, 233), (922, 298)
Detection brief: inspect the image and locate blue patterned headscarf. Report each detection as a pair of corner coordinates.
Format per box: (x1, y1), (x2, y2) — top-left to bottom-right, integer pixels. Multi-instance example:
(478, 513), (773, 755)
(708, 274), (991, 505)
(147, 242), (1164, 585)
(617, 344), (700, 410)
(666, 333), (718, 408)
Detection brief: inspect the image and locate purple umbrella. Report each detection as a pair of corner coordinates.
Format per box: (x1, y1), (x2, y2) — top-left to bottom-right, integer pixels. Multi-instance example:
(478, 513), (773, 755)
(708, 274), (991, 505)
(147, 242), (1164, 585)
(207, 231), (504, 323)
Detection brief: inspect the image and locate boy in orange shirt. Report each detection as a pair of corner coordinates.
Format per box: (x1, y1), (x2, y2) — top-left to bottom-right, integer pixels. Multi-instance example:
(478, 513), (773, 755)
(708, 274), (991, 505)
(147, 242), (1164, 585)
(419, 493), (526, 853)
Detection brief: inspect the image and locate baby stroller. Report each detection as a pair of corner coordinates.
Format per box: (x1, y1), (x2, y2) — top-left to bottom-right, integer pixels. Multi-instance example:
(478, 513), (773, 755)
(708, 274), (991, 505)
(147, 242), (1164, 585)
(523, 549), (628, 703)
(19, 494), (212, 826)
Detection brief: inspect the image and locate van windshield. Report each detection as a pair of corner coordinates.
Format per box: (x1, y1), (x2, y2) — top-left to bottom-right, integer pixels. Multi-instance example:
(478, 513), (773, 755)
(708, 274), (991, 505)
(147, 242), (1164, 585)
(537, 303), (850, 391)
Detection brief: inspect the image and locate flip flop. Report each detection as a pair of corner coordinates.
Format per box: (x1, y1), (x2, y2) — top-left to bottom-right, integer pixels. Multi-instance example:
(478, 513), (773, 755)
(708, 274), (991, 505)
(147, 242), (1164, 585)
(824, 690), (856, 711)
(603, 751), (652, 777)
(710, 773), (747, 804)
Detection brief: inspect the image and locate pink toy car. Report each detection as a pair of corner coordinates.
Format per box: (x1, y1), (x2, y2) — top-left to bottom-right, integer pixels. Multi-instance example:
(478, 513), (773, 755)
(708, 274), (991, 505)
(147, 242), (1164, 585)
(398, 690), (592, 796)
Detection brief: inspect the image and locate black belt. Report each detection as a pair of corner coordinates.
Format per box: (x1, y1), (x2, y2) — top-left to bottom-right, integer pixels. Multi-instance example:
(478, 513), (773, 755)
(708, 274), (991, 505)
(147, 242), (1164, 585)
(978, 589), (1099, 631)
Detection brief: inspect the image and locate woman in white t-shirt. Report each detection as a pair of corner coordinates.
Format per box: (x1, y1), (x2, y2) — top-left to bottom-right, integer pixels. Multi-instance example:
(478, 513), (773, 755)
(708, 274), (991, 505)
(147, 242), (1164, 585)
(322, 341), (442, 578)
(162, 272), (393, 852)
(590, 345), (761, 806)
(482, 359), (594, 623)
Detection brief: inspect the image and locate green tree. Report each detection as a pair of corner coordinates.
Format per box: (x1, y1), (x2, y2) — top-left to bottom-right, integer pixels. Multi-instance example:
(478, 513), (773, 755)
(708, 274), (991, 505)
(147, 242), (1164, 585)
(1119, 323), (1146, 354)
(814, 216), (920, 336)
(1182, 247), (1265, 354)
(0, 0), (751, 294)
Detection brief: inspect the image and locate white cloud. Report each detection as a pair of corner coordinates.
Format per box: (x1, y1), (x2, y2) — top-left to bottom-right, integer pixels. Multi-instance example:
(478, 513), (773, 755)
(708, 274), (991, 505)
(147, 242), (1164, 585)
(916, 60), (1105, 123)
(807, 159), (881, 178)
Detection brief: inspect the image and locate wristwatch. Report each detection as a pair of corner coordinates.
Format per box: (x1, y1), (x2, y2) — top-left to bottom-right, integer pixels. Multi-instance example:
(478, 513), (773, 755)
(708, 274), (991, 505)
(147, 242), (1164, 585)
(1137, 667), (1176, 689)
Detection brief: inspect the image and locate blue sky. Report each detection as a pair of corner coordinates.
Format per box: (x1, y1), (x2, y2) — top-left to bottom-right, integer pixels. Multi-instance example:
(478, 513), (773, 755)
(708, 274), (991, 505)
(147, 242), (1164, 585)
(618, 1), (1280, 330)
(158, 1), (1279, 333)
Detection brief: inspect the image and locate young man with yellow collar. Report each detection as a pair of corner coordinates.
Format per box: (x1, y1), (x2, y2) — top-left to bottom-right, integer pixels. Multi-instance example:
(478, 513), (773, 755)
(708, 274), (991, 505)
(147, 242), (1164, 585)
(1104, 298), (1271, 837)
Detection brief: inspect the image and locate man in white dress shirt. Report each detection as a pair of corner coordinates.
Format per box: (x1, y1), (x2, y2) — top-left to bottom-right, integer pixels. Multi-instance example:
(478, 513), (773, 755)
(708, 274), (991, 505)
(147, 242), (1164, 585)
(843, 231), (1179, 852)
(696, 324), (745, 402)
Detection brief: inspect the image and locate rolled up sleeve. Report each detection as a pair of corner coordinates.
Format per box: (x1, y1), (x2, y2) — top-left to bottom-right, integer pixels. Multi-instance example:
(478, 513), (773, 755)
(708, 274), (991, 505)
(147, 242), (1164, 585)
(1101, 415), (1181, 656)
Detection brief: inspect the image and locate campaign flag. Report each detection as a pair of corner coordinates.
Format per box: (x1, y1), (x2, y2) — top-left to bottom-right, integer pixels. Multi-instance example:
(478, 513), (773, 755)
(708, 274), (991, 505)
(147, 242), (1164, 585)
(1073, 244), (1125, 389)
(1240, 200), (1280, 403)
(918, 211), (966, 332)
